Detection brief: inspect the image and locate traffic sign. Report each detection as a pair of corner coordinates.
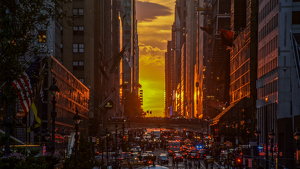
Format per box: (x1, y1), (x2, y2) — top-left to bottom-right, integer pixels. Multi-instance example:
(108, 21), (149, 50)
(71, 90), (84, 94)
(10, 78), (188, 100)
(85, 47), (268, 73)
(92, 137), (96, 143)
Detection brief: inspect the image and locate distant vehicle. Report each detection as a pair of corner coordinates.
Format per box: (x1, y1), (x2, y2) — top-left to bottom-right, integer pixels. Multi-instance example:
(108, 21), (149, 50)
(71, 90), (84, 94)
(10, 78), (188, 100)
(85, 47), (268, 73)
(152, 130), (161, 138)
(169, 141), (180, 152)
(174, 153), (183, 162)
(174, 136), (182, 141)
(198, 150), (207, 159)
(130, 153), (139, 163)
(146, 151), (154, 156)
(206, 156), (214, 163)
(159, 153), (168, 165)
(135, 137), (141, 142)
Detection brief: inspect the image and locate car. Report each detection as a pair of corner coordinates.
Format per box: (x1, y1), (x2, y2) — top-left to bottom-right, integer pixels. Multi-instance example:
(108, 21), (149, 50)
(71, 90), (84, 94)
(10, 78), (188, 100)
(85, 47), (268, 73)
(189, 153), (199, 160)
(146, 151), (154, 156)
(198, 150), (207, 159)
(158, 153), (169, 165)
(130, 153), (139, 163)
(174, 153), (184, 162)
(205, 156), (214, 163)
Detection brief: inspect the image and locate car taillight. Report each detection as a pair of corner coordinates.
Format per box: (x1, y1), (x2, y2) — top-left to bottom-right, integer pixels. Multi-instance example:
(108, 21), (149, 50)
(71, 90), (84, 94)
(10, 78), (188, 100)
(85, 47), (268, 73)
(181, 157), (183, 158)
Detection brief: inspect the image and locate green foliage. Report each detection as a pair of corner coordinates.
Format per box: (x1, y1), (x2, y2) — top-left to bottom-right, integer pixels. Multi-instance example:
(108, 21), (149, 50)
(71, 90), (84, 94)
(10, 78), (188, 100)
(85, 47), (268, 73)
(63, 135), (102, 169)
(124, 92), (144, 118)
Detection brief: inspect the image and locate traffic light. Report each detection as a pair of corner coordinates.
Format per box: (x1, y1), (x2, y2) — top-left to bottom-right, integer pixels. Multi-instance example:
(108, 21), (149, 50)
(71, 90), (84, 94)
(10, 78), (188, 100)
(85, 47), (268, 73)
(96, 138), (99, 145)
(236, 157), (242, 166)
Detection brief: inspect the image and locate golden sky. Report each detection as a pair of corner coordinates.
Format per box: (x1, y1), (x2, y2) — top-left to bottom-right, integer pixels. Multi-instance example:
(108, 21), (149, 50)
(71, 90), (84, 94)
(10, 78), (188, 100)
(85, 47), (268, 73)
(137, 0), (174, 117)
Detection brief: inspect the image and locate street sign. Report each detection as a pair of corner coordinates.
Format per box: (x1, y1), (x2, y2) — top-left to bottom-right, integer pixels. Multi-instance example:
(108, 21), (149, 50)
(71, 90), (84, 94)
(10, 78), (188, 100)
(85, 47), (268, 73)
(249, 142), (257, 146)
(226, 141), (230, 147)
(104, 100), (113, 110)
(92, 137), (96, 143)
(248, 159), (252, 168)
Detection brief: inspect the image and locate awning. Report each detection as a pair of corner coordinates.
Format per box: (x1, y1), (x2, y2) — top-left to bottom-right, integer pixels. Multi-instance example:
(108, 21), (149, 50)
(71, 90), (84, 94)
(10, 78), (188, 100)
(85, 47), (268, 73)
(210, 101), (238, 126)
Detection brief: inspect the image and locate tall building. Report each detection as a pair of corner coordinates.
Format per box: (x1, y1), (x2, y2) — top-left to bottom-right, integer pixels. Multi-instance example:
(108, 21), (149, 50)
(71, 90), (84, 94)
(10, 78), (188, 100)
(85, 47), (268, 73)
(185, 0), (198, 118)
(62, 0), (122, 136)
(121, 0), (139, 117)
(203, 0), (231, 119)
(165, 41), (174, 117)
(174, 0), (187, 117)
(256, 0), (300, 168)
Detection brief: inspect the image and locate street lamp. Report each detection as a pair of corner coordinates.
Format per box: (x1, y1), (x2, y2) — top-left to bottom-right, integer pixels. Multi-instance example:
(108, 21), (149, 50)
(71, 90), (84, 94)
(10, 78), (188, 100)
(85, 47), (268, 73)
(265, 97), (269, 169)
(294, 127), (300, 168)
(100, 130), (107, 164)
(269, 129), (275, 168)
(73, 108), (81, 169)
(115, 123), (119, 168)
(105, 128), (111, 168)
(49, 77), (60, 155)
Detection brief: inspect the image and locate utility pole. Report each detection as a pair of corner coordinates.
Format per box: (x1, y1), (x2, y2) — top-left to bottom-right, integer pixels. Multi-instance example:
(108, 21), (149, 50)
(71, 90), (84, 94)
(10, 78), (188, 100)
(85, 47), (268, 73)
(5, 74), (11, 155)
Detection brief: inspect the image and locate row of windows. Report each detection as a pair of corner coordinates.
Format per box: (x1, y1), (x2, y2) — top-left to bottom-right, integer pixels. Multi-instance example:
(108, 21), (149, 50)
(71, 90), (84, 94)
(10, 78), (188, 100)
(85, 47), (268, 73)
(230, 83), (250, 103)
(230, 71), (250, 95)
(258, 35), (278, 61)
(73, 60), (84, 71)
(230, 60), (250, 84)
(73, 8), (84, 16)
(258, 57), (278, 78)
(73, 61), (84, 66)
(257, 79), (278, 99)
(73, 26), (84, 35)
(258, 0), (278, 23)
(73, 44), (84, 53)
(258, 14), (278, 42)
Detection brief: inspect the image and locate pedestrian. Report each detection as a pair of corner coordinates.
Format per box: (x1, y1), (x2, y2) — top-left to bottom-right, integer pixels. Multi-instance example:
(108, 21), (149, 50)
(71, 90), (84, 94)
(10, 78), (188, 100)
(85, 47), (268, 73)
(217, 162), (221, 169)
(188, 161), (192, 169)
(195, 160), (198, 168)
(184, 160), (188, 169)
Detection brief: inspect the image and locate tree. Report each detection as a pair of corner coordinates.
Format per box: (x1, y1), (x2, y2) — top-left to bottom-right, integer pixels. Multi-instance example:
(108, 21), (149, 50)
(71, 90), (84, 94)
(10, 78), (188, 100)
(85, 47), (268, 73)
(124, 92), (143, 118)
(63, 135), (102, 169)
(0, 0), (72, 114)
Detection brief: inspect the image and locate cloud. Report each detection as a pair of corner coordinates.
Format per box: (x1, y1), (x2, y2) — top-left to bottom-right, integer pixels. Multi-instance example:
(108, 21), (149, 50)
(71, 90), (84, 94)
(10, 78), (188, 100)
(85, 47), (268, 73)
(139, 45), (166, 66)
(136, 1), (172, 22)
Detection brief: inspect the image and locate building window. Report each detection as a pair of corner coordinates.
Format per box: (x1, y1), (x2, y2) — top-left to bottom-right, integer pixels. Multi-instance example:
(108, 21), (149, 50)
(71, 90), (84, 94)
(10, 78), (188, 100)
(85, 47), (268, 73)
(73, 26), (84, 35)
(38, 31), (46, 42)
(79, 61), (84, 66)
(61, 44), (63, 48)
(79, 9), (84, 16)
(73, 61), (84, 70)
(73, 9), (78, 15)
(292, 11), (300, 24)
(73, 44), (78, 53)
(73, 61), (78, 66)
(79, 44), (84, 53)
(79, 26), (84, 31)
(73, 8), (84, 17)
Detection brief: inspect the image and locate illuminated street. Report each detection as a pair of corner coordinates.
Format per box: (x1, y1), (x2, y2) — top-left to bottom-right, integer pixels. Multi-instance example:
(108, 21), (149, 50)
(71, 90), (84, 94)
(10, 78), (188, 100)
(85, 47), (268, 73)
(0, 0), (300, 169)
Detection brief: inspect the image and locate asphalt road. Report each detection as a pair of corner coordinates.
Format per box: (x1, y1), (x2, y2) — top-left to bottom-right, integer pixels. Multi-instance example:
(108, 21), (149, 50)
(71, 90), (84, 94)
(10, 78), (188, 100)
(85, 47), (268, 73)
(153, 148), (225, 169)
